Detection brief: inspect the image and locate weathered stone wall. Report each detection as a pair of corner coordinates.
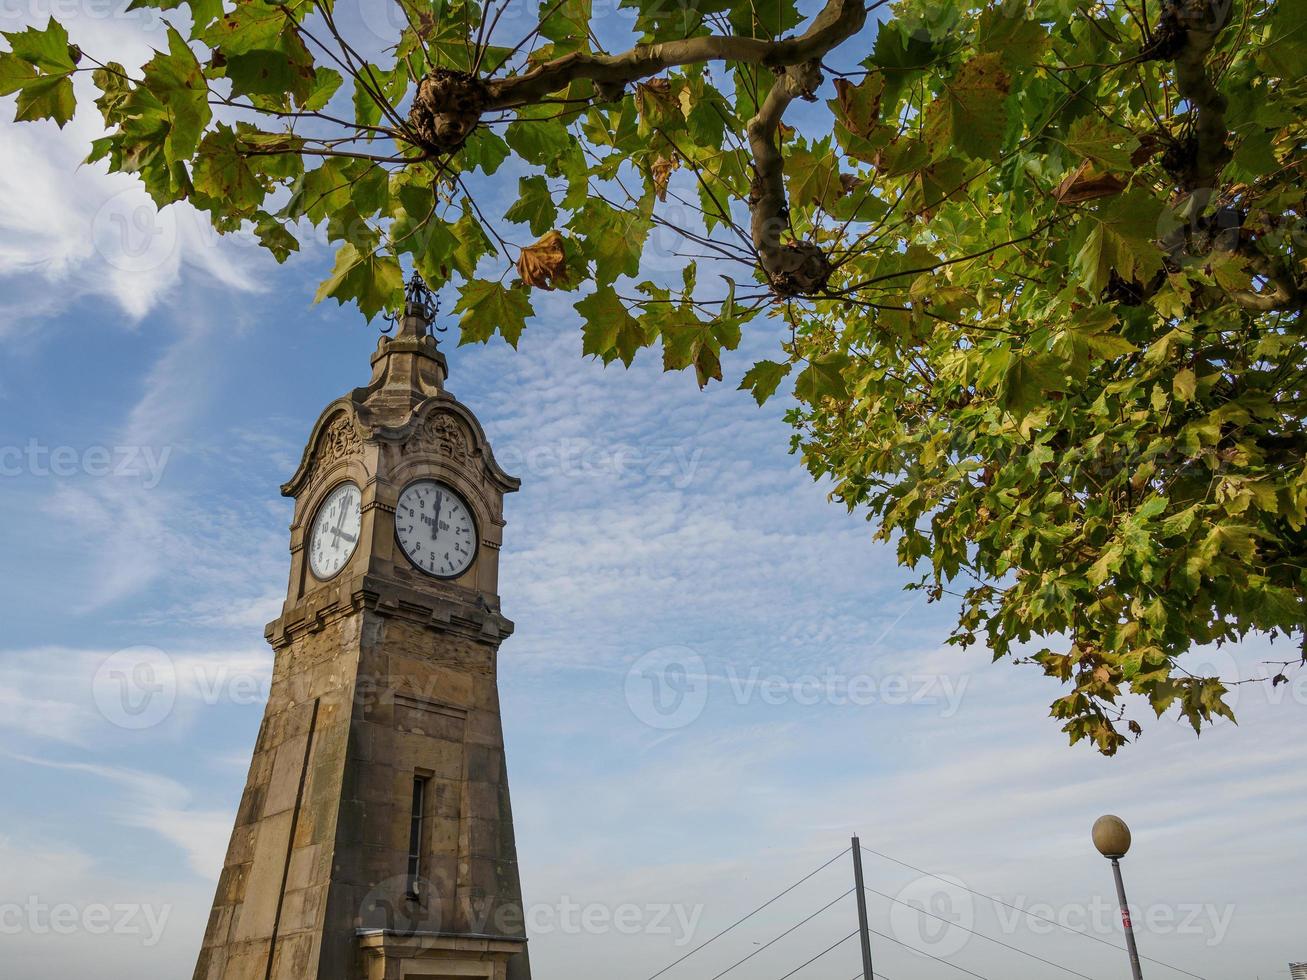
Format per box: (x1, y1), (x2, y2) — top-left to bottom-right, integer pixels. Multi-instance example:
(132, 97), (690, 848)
(194, 608), (530, 980)
(194, 614), (362, 980)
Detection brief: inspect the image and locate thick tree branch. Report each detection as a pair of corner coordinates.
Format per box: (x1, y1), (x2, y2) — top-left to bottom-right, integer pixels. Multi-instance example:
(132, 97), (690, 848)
(406, 0), (867, 295)
(1224, 251), (1304, 312)
(1146, 0), (1233, 189)
(747, 59), (832, 294)
(481, 0), (870, 108)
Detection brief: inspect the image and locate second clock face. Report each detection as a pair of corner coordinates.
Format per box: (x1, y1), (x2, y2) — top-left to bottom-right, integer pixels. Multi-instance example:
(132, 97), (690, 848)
(395, 480), (477, 578)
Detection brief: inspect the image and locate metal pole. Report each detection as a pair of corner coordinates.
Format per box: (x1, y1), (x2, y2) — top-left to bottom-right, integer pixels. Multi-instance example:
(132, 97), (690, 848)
(851, 837), (875, 980)
(1110, 857), (1144, 980)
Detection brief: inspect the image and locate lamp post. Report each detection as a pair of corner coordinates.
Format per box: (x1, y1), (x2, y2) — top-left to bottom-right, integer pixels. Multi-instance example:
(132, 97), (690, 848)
(1093, 815), (1144, 980)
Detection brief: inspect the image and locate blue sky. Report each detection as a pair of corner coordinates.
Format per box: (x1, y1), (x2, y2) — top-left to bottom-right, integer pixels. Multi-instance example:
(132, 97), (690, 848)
(1, 2), (1305, 979)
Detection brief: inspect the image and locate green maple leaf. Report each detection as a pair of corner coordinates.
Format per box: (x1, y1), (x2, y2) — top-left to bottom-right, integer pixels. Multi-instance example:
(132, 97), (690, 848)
(254, 213), (299, 263)
(0, 52), (37, 96)
(976, 8), (1049, 67)
(656, 307), (735, 387)
(142, 28), (211, 163)
(785, 139), (842, 208)
(449, 201), (496, 278)
(728, 0), (801, 38)
(2, 18), (76, 73)
(202, 0), (291, 55)
(299, 67), (343, 111)
(1072, 190), (1164, 295)
(2, 18), (78, 127)
(193, 124), (264, 211)
(14, 73), (75, 127)
(462, 129), (511, 175)
(577, 286), (648, 366)
(455, 279), (534, 348)
(925, 53), (1010, 162)
(314, 242), (403, 322)
(794, 353), (851, 403)
(1001, 352), (1068, 419)
(1065, 116), (1138, 173)
(505, 115), (573, 165)
(504, 176), (558, 237)
(539, 0), (593, 54)
(572, 199), (651, 284)
(739, 360), (792, 405)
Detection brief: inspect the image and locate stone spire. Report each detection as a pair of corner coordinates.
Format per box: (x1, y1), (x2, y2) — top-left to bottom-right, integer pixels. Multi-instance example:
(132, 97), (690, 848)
(356, 274), (449, 427)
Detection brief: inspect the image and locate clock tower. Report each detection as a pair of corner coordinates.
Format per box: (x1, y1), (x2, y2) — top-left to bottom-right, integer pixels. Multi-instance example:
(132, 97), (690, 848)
(194, 279), (531, 980)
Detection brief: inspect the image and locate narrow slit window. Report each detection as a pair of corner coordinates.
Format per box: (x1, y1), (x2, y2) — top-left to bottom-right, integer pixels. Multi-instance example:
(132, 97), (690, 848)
(407, 775), (428, 898)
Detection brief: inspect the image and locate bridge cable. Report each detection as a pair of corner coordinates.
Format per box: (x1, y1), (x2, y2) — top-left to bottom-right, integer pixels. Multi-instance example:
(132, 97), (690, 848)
(644, 847), (851, 980)
(707, 888), (855, 980)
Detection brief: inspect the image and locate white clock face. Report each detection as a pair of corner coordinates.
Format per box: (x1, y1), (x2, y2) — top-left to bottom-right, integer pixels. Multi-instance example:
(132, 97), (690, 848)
(308, 483), (362, 580)
(395, 480), (477, 578)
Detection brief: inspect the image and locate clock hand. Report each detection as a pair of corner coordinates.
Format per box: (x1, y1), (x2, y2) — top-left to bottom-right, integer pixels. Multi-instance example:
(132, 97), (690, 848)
(330, 498), (349, 543)
(432, 491), (443, 542)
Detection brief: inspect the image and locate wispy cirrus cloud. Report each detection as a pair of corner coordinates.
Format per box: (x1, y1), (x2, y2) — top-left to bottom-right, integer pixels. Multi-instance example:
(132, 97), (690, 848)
(0, 6), (265, 325)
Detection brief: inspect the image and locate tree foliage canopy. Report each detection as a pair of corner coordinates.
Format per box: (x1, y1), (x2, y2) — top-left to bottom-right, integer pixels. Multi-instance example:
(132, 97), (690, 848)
(5, 0), (1304, 751)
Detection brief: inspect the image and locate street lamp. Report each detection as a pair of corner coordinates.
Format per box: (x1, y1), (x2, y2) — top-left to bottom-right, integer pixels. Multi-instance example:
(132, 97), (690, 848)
(1093, 814), (1144, 980)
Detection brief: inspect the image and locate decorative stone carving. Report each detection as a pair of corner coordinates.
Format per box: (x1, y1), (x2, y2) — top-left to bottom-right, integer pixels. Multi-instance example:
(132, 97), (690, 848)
(406, 410), (472, 462)
(311, 413), (362, 484)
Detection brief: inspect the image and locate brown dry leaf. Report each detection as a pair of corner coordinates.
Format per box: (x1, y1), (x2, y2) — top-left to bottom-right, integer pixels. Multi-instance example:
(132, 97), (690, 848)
(1130, 132), (1165, 167)
(651, 154), (679, 202)
(838, 172), (864, 198)
(833, 75), (883, 139)
(1053, 160), (1126, 204)
(517, 231), (567, 290)
(635, 78), (675, 121)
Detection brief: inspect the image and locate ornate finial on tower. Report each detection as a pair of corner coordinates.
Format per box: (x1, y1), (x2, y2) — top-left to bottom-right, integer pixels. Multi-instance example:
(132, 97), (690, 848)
(361, 273), (449, 423)
(383, 272), (446, 339)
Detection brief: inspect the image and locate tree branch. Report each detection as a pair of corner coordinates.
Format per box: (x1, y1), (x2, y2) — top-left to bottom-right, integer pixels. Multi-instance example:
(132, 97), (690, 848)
(1145, 0), (1233, 189)
(746, 58), (832, 294)
(481, 0), (871, 108)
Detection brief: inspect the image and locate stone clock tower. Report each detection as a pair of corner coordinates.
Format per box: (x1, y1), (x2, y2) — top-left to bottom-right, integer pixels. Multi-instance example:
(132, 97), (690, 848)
(194, 280), (531, 980)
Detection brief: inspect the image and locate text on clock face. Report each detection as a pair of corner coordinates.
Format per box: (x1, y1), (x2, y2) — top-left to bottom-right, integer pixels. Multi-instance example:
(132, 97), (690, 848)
(395, 480), (477, 578)
(309, 483), (362, 580)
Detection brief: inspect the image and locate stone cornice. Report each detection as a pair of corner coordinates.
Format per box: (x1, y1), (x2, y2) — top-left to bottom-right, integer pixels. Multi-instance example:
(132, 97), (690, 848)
(266, 571), (514, 650)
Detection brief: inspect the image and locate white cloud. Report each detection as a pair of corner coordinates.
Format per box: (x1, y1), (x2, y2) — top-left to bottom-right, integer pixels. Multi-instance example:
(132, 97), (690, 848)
(9, 754), (233, 879)
(0, 6), (265, 324)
